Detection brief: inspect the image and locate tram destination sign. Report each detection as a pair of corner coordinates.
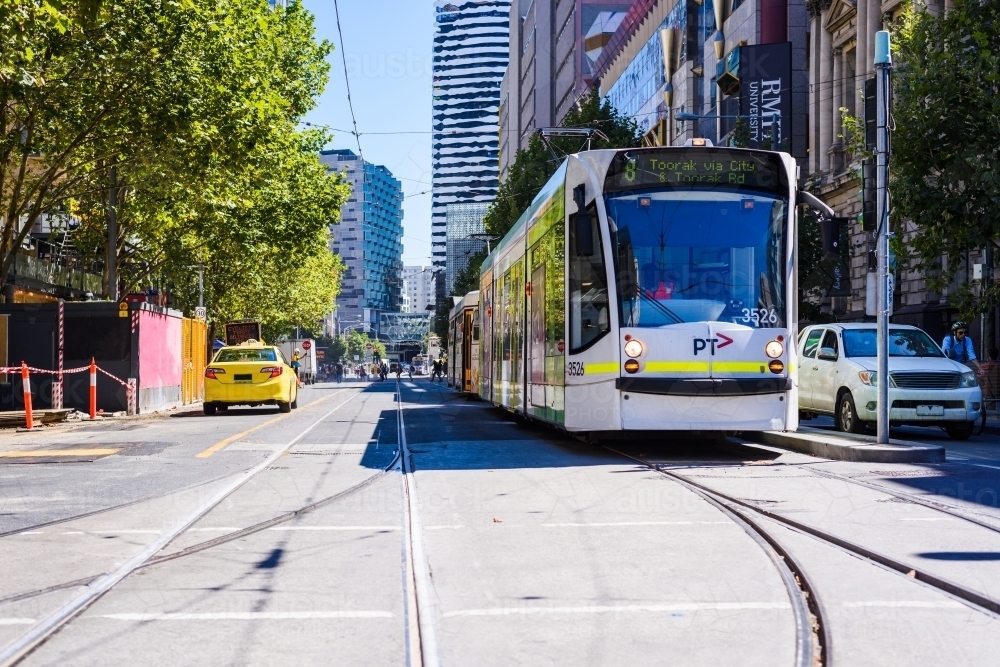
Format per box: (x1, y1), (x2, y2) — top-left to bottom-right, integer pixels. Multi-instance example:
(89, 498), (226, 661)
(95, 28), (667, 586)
(605, 149), (787, 193)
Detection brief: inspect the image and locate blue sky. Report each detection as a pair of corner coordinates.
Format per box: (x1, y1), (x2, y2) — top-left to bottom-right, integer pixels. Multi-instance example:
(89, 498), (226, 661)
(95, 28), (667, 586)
(302, 0), (434, 267)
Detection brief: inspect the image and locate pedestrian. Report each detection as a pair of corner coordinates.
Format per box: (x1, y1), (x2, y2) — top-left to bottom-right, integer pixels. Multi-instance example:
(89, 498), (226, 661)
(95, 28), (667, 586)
(395, 363), (402, 381)
(335, 362), (344, 384)
(408, 363), (414, 381)
(431, 358), (442, 382)
(942, 321), (983, 374)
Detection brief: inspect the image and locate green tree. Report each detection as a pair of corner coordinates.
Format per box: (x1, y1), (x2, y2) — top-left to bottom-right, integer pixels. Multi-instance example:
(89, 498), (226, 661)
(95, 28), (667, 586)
(483, 90), (643, 239)
(892, 0), (1000, 320)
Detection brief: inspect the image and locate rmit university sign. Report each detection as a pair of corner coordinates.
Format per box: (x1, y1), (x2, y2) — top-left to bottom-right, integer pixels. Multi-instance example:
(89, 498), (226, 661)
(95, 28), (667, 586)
(740, 43), (792, 152)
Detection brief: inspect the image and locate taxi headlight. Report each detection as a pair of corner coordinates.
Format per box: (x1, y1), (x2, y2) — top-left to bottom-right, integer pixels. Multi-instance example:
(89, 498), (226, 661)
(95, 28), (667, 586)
(960, 371), (977, 388)
(624, 339), (644, 358)
(765, 340), (783, 358)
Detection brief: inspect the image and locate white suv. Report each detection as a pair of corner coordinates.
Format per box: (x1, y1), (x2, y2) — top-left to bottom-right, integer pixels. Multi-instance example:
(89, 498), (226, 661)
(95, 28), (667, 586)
(797, 323), (982, 439)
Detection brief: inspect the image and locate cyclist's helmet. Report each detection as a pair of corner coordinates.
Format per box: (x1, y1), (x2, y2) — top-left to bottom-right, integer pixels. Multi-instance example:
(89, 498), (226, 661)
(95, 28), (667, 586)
(952, 321), (967, 332)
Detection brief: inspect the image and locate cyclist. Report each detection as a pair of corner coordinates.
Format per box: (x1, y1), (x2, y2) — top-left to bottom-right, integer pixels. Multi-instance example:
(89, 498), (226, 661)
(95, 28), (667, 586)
(942, 321), (983, 374)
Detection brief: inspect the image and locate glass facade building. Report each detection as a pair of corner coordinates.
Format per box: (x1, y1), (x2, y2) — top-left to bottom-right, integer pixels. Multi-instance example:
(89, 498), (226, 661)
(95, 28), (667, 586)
(431, 0), (511, 298)
(320, 149), (404, 331)
(445, 202), (489, 295)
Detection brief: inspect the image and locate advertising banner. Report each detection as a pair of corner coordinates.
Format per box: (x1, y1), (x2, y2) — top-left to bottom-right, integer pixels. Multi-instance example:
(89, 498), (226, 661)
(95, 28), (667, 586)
(739, 42), (792, 152)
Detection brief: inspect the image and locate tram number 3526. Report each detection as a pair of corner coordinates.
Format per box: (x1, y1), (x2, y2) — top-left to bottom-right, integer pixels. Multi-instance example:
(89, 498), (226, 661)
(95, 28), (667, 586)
(740, 308), (778, 326)
(567, 362), (585, 377)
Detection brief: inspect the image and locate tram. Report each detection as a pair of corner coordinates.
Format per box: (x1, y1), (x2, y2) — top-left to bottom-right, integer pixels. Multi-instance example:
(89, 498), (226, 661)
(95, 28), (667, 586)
(447, 291), (480, 392)
(472, 141), (809, 433)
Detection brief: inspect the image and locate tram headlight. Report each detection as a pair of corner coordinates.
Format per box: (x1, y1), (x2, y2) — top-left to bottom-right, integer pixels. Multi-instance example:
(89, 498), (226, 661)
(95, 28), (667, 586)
(765, 340), (784, 358)
(624, 359), (640, 374)
(624, 339), (644, 358)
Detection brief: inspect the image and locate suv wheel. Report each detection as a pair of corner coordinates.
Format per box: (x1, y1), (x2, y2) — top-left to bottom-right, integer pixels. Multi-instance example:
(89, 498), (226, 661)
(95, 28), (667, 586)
(837, 392), (866, 434)
(946, 422), (974, 440)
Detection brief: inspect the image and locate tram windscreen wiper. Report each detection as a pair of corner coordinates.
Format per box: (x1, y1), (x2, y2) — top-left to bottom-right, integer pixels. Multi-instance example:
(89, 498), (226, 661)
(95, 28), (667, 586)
(636, 288), (684, 324)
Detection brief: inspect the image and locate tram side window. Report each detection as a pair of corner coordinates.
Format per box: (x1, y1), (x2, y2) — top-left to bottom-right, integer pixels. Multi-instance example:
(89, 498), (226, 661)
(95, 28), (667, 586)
(569, 203), (610, 353)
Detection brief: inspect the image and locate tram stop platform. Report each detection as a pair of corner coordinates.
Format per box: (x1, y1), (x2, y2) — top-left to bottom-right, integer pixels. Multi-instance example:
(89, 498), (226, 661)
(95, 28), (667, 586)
(743, 426), (946, 463)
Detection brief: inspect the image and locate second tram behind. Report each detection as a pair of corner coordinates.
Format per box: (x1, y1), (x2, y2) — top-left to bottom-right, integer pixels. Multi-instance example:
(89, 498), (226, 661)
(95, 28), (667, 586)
(469, 142), (802, 433)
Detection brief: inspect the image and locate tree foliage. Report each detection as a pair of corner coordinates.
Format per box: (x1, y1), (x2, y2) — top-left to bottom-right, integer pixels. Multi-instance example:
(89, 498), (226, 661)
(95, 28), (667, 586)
(0, 0), (348, 333)
(893, 0), (1000, 319)
(483, 91), (643, 239)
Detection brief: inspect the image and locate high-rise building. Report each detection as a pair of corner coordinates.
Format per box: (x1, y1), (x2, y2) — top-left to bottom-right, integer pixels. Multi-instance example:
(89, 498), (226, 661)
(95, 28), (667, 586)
(401, 266), (437, 315)
(445, 202), (489, 295)
(498, 0), (632, 179)
(431, 0), (511, 302)
(320, 149), (404, 334)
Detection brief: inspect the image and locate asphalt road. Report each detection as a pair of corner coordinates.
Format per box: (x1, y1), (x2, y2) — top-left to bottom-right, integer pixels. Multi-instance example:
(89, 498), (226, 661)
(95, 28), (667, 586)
(0, 379), (998, 666)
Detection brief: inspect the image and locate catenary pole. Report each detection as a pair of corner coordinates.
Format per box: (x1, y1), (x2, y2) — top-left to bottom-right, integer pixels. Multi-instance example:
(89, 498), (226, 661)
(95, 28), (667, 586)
(875, 31), (892, 444)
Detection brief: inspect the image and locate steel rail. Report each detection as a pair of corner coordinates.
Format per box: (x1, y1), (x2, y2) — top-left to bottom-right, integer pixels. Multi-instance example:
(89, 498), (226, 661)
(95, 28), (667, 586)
(644, 453), (1000, 619)
(0, 389), (365, 667)
(606, 446), (827, 667)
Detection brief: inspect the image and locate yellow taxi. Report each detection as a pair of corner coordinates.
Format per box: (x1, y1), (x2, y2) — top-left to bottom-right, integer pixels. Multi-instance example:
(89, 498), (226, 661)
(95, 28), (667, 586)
(203, 341), (298, 415)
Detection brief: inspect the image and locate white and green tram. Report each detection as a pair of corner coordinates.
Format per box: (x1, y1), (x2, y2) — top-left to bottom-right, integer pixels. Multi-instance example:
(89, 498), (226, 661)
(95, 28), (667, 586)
(472, 142), (804, 434)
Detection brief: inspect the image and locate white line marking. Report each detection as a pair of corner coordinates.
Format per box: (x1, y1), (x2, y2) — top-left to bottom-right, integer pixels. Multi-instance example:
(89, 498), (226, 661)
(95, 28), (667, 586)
(972, 464), (1000, 471)
(398, 384), (441, 667)
(59, 532), (83, 535)
(0, 390), (363, 667)
(15, 532), (42, 536)
(542, 521), (731, 527)
(842, 601), (965, 609)
(98, 611), (393, 621)
(443, 602), (791, 618)
(188, 527), (242, 532)
(0, 621), (34, 627)
(267, 526), (400, 531)
(92, 530), (161, 535)
(424, 525), (465, 530)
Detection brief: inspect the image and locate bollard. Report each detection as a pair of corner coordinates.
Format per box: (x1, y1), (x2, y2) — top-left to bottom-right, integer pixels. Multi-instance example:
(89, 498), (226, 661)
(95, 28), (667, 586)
(21, 362), (33, 430)
(89, 357), (97, 420)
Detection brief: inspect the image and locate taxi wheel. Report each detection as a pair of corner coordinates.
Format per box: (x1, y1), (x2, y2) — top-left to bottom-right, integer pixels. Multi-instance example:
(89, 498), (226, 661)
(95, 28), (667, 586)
(203, 402), (216, 416)
(291, 391), (298, 410)
(278, 401), (292, 413)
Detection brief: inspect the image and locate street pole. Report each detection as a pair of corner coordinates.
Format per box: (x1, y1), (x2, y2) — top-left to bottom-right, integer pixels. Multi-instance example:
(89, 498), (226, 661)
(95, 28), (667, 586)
(197, 263), (204, 308)
(875, 31), (892, 444)
(107, 165), (118, 301)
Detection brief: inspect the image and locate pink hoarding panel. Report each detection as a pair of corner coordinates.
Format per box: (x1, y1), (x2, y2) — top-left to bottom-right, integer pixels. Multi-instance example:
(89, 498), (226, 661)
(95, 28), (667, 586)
(138, 310), (182, 387)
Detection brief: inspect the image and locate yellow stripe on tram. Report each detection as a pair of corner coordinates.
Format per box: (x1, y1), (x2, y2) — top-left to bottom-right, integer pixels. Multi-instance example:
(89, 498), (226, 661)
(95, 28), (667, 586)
(712, 361), (769, 374)
(644, 361), (710, 373)
(584, 362), (619, 375)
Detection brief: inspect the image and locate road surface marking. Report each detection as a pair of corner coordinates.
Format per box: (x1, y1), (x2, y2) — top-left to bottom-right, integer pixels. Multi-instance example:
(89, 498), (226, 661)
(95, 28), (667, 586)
(542, 521), (731, 527)
(443, 602), (790, 618)
(0, 620), (34, 626)
(267, 525), (400, 531)
(842, 601), (964, 609)
(0, 449), (121, 458)
(98, 611), (393, 621)
(195, 391), (343, 458)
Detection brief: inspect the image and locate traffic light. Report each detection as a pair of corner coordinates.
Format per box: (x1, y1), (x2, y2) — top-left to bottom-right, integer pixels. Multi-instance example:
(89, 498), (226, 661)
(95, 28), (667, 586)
(864, 77), (877, 150)
(820, 216), (851, 257)
(861, 159), (876, 231)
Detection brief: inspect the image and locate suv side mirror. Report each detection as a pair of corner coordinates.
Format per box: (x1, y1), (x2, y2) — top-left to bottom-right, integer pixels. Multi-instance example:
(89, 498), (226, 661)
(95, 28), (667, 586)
(817, 347), (837, 361)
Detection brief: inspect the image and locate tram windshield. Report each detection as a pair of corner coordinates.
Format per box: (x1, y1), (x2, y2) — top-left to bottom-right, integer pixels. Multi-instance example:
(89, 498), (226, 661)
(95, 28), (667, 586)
(606, 190), (787, 328)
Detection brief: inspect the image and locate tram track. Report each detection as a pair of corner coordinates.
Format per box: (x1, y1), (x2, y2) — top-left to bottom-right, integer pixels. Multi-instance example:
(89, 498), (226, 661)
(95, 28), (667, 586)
(0, 387), (379, 667)
(618, 447), (1000, 622)
(604, 446), (828, 667)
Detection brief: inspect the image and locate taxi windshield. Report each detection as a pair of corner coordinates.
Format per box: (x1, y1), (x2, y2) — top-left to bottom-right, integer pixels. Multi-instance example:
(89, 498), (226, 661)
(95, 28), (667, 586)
(214, 348), (277, 362)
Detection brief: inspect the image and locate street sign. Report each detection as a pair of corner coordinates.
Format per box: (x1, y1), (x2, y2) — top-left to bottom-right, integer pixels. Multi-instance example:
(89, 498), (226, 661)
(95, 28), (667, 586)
(225, 321), (261, 345)
(302, 340), (312, 350)
(118, 302), (129, 318)
(194, 306), (207, 320)
(316, 349), (325, 360)
(353, 355), (359, 361)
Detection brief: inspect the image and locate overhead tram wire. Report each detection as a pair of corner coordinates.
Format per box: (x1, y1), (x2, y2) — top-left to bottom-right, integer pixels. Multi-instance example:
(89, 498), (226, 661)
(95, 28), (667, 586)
(331, 0), (363, 163)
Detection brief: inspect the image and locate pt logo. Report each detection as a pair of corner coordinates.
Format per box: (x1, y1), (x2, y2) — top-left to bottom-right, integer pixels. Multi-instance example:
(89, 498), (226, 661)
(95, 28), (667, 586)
(693, 333), (734, 355)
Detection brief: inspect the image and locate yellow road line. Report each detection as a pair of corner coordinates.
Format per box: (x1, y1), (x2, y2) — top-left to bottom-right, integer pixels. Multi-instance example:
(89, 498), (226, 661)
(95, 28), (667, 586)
(0, 449), (121, 458)
(195, 391), (343, 459)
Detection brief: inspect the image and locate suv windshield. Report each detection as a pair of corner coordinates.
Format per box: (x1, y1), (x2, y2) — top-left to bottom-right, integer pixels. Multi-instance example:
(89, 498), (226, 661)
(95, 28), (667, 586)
(214, 348), (277, 362)
(606, 190), (787, 328)
(842, 329), (944, 357)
